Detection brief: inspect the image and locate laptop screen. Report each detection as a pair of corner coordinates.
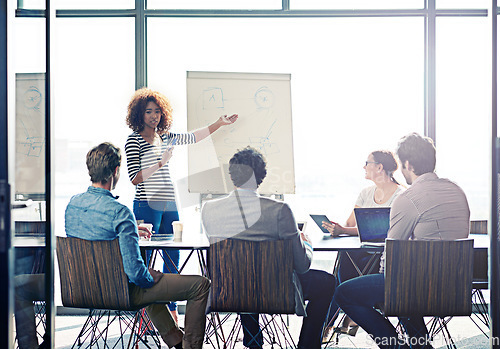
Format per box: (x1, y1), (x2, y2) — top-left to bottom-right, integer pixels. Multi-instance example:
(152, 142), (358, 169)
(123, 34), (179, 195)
(354, 207), (390, 243)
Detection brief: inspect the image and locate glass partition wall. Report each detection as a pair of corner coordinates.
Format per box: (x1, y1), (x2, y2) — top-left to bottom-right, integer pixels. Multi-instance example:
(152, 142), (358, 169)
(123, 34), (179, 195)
(1, 1), (10, 346)
(7, 0), (497, 346)
(9, 1), (53, 348)
(493, 0), (499, 345)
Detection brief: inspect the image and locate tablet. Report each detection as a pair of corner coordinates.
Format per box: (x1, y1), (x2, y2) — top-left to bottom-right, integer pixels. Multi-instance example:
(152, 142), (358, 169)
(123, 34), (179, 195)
(309, 214), (331, 234)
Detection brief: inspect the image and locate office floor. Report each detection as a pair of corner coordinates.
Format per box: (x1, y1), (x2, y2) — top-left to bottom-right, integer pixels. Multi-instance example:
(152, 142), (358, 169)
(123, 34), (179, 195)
(20, 254), (491, 348)
(48, 310), (490, 349)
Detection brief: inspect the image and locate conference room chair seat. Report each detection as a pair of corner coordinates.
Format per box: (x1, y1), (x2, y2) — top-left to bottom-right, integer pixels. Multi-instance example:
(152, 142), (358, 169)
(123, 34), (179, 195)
(206, 238), (296, 348)
(56, 236), (162, 349)
(384, 238), (474, 349)
(469, 220), (490, 337)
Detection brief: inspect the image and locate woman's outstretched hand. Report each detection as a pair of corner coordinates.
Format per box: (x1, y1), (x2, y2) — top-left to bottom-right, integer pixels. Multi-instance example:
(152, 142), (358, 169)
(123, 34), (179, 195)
(219, 114), (238, 125)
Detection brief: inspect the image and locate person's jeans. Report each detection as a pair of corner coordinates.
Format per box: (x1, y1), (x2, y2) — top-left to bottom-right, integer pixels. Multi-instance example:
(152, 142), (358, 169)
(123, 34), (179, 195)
(130, 274), (210, 349)
(14, 274), (45, 349)
(334, 273), (431, 349)
(133, 200), (180, 311)
(240, 269), (337, 349)
(325, 250), (381, 327)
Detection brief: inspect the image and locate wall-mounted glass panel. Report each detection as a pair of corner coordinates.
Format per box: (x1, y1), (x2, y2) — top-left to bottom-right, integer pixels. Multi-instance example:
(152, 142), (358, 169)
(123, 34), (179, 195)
(436, 17), (490, 220)
(147, 0), (281, 10)
(54, 0), (134, 10)
(436, 0), (489, 9)
(148, 17), (423, 228)
(291, 0), (423, 10)
(53, 18), (135, 240)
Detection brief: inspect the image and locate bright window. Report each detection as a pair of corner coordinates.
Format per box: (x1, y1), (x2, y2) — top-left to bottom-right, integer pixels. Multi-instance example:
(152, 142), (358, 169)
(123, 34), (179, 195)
(291, 0), (423, 10)
(436, 0), (489, 9)
(436, 17), (491, 220)
(53, 18), (136, 231)
(147, 0), (281, 10)
(54, 0), (134, 9)
(148, 17), (424, 227)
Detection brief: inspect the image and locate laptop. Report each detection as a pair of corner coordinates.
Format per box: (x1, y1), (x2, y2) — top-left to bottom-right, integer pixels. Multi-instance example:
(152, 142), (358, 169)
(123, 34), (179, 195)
(353, 207), (390, 246)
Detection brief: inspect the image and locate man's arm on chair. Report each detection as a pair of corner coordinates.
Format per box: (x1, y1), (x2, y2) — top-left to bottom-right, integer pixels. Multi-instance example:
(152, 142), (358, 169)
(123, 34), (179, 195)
(115, 206), (155, 288)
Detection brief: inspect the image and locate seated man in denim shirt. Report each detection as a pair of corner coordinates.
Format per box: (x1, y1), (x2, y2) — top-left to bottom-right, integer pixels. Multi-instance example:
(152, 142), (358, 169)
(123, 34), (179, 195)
(65, 142), (210, 349)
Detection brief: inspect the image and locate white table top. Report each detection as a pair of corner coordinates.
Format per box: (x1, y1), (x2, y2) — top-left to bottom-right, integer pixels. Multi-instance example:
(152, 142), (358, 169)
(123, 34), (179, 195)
(310, 233), (489, 251)
(13, 233), (490, 250)
(13, 233), (210, 249)
(139, 233), (209, 249)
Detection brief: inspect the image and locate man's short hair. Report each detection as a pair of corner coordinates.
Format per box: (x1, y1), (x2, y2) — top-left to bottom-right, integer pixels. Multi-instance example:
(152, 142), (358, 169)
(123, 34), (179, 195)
(396, 132), (436, 175)
(229, 146), (267, 188)
(86, 142), (121, 184)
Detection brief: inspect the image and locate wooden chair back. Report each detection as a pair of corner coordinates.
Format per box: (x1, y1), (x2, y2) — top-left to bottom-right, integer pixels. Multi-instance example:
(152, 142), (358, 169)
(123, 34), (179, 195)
(56, 236), (133, 310)
(384, 238), (473, 317)
(470, 220), (488, 234)
(208, 238), (295, 314)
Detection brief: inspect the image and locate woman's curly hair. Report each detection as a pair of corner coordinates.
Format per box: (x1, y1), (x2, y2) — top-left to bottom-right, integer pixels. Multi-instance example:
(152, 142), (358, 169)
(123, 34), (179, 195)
(126, 88), (173, 133)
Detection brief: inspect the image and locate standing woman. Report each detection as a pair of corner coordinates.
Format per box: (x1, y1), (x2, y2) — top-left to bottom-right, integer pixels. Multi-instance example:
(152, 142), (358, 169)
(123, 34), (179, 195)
(125, 88), (237, 322)
(322, 150), (403, 338)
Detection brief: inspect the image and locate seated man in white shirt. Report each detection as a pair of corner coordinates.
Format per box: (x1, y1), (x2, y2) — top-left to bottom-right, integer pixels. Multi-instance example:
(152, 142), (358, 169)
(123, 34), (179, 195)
(202, 146), (337, 349)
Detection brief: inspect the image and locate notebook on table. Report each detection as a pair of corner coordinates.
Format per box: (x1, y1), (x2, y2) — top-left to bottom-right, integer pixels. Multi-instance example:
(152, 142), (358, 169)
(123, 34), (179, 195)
(353, 207), (390, 246)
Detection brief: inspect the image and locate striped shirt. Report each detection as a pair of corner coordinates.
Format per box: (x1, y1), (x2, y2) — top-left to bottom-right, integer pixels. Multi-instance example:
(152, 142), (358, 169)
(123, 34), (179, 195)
(125, 131), (196, 202)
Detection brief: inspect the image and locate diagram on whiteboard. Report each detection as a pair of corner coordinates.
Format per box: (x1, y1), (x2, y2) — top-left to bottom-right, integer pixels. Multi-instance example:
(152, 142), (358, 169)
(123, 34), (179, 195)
(187, 71), (295, 194)
(19, 85), (45, 157)
(254, 86), (275, 109)
(16, 73), (46, 196)
(223, 119), (280, 157)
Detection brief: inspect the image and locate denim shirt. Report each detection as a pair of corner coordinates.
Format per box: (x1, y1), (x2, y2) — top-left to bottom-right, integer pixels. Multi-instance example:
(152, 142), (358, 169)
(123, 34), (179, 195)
(65, 186), (154, 288)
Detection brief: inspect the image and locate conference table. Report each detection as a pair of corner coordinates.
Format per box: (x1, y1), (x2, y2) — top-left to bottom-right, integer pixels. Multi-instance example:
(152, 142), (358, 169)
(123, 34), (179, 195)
(139, 232), (385, 278)
(13, 231), (489, 265)
(13, 232), (489, 306)
(13, 232), (489, 275)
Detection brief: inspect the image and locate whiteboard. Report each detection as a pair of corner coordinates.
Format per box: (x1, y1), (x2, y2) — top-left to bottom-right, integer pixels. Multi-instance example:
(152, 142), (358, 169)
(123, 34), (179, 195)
(15, 73), (46, 197)
(187, 71), (295, 194)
